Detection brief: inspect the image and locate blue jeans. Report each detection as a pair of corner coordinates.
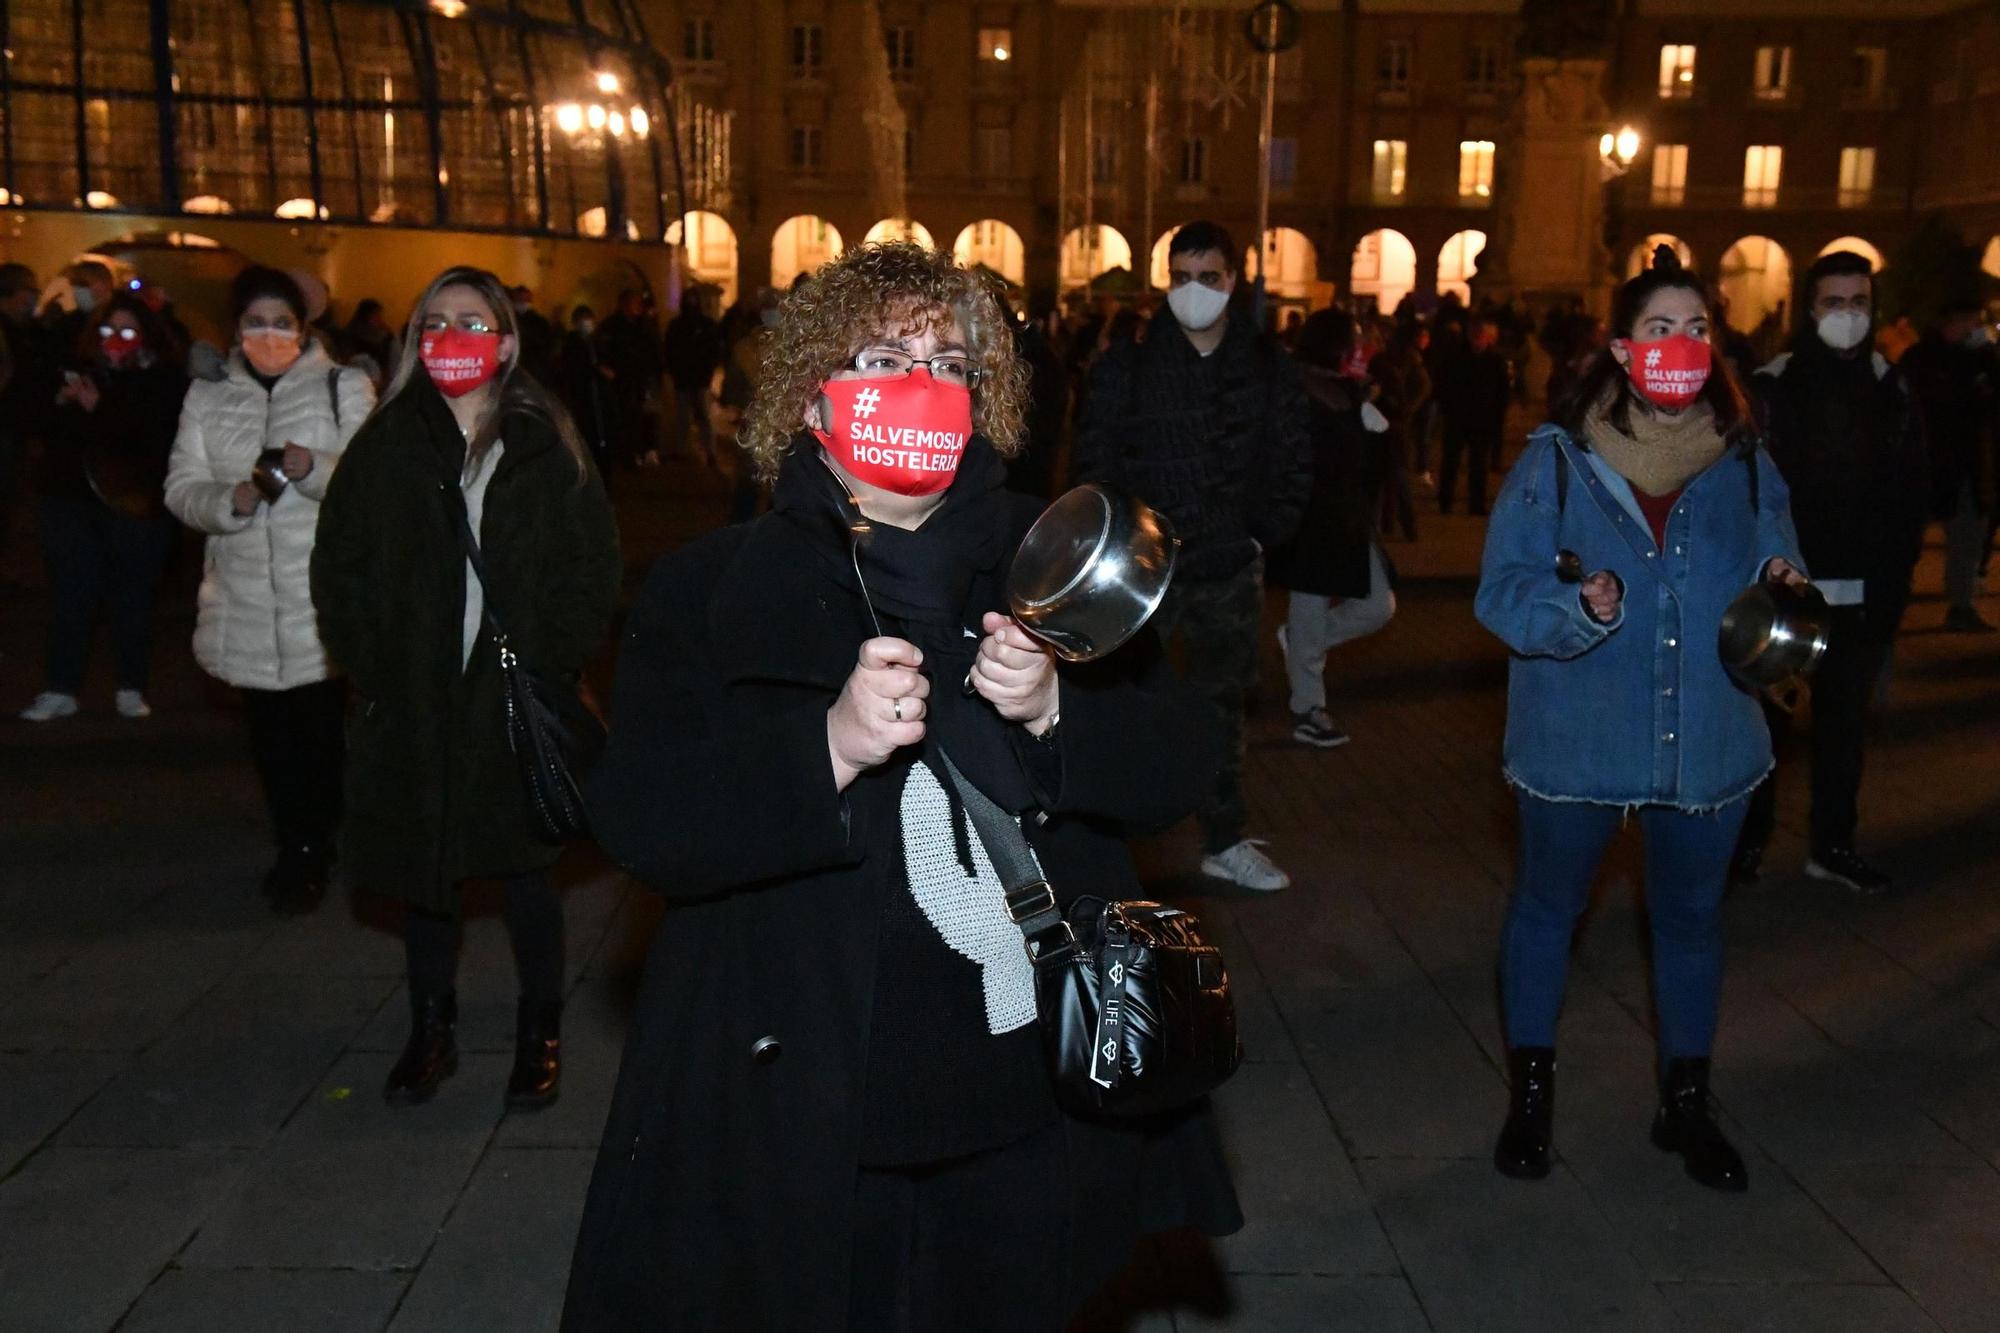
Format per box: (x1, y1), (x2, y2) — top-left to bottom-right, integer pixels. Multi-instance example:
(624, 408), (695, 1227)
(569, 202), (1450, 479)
(1501, 792), (1749, 1063)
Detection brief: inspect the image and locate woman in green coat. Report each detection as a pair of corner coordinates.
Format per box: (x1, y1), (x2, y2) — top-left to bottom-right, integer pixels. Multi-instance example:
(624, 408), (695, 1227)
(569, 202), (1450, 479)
(311, 267), (620, 1110)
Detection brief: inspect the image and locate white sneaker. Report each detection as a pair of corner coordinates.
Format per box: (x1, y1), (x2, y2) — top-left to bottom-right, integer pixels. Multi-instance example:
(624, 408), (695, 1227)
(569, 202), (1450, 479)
(114, 689), (152, 719)
(1200, 838), (1291, 892)
(19, 691), (80, 722)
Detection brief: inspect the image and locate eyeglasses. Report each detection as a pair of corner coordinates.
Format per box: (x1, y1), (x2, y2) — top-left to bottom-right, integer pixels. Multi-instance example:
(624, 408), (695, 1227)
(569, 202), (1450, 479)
(97, 325), (141, 341)
(849, 347), (981, 388)
(419, 313), (497, 335)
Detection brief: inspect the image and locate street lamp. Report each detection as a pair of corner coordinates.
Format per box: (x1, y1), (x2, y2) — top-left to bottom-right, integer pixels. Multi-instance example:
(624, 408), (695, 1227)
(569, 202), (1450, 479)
(1598, 124), (1643, 285)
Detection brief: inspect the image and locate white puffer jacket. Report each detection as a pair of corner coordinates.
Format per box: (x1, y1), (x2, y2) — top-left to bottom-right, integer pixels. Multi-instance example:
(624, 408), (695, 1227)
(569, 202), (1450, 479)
(165, 341), (376, 690)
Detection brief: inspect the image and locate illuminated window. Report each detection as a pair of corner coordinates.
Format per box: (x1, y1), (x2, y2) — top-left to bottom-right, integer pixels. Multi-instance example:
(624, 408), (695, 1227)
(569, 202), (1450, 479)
(1457, 140), (1495, 200)
(1659, 44), (1697, 99)
(978, 27), (1013, 64)
(1651, 143), (1688, 206)
(1372, 139), (1407, 200)
(1839, 146), (1876, 208)
(1753, 46), (1791, 101)
(1743, 144), (1782, 208)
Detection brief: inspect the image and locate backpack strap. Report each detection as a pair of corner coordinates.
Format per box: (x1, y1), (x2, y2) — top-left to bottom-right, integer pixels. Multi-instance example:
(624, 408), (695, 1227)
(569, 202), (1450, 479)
(326, 366), (342, 428)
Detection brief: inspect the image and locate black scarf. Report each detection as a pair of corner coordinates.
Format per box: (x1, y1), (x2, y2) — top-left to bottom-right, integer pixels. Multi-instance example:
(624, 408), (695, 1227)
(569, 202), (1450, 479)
(770, 436), (1032, 854)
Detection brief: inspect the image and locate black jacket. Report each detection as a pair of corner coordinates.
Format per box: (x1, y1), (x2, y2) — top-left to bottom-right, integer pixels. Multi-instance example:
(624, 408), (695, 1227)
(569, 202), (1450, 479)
(561, 443), (1240, 1330)
(309, 381), (621, 910)
(1753, 340), (1929, 590)
(1898, 332), (1995, 516)
(1075, 311), (1313, 581)
(39, 359), (185, 513)
(1266, 369), (1389, 599)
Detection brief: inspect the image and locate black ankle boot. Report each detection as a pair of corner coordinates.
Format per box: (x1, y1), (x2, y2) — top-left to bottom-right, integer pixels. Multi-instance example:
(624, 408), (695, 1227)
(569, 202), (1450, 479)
(263, 844), (329, 917)
(384, 992), (459, 1106)
(505, 999), (562, 1109)
(1494, 1046), (1556, 1179)
(1651, 1057), (1748, 1192)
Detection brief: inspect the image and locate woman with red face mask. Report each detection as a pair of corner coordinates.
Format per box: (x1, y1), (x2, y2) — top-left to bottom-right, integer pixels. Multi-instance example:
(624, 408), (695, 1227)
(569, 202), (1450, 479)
(311, 266), (620, 1111)
(19, 293), (184, 724)
(1474, 247), (1808, 1193)
(561, 243), (1240, 1331)
(165, 266), (375, 914)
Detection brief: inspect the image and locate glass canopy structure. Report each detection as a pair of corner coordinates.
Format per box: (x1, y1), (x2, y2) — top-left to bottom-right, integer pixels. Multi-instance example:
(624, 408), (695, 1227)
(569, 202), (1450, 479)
(0, 0), (683, 241)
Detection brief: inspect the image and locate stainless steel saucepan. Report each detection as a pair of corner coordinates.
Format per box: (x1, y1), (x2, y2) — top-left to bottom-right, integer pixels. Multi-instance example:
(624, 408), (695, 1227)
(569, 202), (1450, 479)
(1007, 483), (1179, 662)
(1718, 579), (1831, 688)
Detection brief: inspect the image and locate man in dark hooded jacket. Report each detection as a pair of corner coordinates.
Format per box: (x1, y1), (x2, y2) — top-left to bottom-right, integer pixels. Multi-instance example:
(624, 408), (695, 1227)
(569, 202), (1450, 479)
(1741, 250), (1928, 895)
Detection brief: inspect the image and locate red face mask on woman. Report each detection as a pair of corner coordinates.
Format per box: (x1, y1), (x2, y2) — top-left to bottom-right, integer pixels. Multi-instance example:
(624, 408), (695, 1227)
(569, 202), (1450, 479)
(1620, 333), (1711, 409)
(100, 326), (144, 367)
(812, 369), (974, 496)
(420, 329), (503, 397)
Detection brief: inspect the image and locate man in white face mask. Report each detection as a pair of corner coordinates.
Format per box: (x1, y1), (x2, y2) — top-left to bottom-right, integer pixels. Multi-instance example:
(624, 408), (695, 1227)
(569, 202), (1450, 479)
(1075, 220), (1314, 893)
(1742, 250), (1929, 897)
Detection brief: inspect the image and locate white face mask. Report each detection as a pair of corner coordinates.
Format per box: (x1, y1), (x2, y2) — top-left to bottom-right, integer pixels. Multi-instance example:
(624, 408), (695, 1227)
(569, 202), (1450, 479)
(73, 287), (99, 314)
(1168, 282), (1231, 333)
(1816, 309), (1871, 352)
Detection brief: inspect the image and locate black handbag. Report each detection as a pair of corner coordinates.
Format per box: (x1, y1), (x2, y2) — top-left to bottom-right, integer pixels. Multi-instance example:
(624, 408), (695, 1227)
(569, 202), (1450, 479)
(444, 480), (604, 844)
(939, 753), (1242, 1117)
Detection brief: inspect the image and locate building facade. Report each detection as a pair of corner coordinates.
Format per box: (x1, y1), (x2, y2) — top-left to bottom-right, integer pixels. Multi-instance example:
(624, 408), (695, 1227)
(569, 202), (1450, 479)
(664, 0), (2000, 330)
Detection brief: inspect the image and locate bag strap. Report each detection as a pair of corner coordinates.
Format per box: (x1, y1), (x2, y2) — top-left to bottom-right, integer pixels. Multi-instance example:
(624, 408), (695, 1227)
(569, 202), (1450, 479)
(935, 752), (1072, 961)
(326, 367), (342, 427)
(440, 479), (511, 645)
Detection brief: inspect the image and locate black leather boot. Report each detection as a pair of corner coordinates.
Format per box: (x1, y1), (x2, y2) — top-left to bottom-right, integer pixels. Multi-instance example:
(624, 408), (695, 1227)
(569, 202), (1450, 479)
(384, 991), (459, 1106)
(1651, 1057), (1748, 1192)
(504, 999), (562, 1109)
(1494, 1046), (1556, 1179)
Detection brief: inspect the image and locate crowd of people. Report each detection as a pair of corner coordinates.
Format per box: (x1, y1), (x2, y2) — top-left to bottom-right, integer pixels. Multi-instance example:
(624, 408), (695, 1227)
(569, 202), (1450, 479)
(0, 216), (1995, 1328)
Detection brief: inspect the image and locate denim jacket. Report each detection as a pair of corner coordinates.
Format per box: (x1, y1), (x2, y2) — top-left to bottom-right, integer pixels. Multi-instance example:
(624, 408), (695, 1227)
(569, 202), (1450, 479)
(1475, 424), (1805, 811)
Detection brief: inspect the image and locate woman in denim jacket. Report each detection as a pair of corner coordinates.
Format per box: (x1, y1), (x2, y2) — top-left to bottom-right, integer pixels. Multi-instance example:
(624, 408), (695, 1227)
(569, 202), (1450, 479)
(1475, 249), (1806, 1193)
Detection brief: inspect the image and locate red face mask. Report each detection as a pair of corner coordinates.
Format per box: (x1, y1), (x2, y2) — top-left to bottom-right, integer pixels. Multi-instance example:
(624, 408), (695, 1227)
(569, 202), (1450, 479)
(812, 370), (973, 497)
(1620, 333), (1711, 409)
(100, 328), (144, 367)
(420, 329), (503, 398)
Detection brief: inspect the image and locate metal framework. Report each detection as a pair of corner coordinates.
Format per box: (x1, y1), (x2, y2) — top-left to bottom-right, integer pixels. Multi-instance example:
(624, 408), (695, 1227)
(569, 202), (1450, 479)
(0, 0), (683, 242)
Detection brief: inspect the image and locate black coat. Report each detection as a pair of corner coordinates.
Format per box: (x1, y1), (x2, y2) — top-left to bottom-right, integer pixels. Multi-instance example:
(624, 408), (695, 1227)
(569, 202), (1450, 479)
(1267, 370), (1389, 599)
(561, 449), (1241, 1331)
(309, 381), (621, 911)
(1899, 332), (1995, 516)
(1074, 311), (1313, 581)
(1754, 340), (1929, 590)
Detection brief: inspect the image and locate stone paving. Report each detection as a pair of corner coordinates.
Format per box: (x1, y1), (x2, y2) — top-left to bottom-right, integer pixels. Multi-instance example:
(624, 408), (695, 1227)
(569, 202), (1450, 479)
(3, 454), (1998, 1332)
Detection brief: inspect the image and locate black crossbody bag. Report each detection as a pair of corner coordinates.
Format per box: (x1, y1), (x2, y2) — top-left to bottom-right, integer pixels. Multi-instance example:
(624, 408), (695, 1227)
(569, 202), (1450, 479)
(937, 753), (1242, 1118)
(443, 480), (604, 843)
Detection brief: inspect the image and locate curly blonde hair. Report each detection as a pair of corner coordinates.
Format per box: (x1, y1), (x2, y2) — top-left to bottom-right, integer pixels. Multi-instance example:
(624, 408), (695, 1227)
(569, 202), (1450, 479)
(740, 242), (1030, 483)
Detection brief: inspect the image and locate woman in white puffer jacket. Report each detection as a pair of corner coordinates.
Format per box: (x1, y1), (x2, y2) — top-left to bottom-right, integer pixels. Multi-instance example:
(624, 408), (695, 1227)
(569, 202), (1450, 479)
(166, 266), (376, 914)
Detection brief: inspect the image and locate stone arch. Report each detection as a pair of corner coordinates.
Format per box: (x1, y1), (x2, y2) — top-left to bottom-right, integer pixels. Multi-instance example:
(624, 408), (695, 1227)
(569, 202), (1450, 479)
(1250, 227), (1318, 303)
(1627, 233), (1695, 279)
(953, 219), (1027, 287)
(674, 210), (739, 306)
(1718, 236), (1794, 334)
(1818, 235), (1886, 271)
(1059, 225), (1133, 292)
(864, 218), (936, 249)
(1351, 228), (1417, 315)
(1438, 230), (1489, 301)
(771, 214), (845, 290)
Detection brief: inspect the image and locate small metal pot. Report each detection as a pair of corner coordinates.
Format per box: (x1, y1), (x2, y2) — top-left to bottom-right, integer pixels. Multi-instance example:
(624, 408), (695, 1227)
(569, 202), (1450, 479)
(1008, 483), (1179, 662)
(1718, 579), (1831, 688)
